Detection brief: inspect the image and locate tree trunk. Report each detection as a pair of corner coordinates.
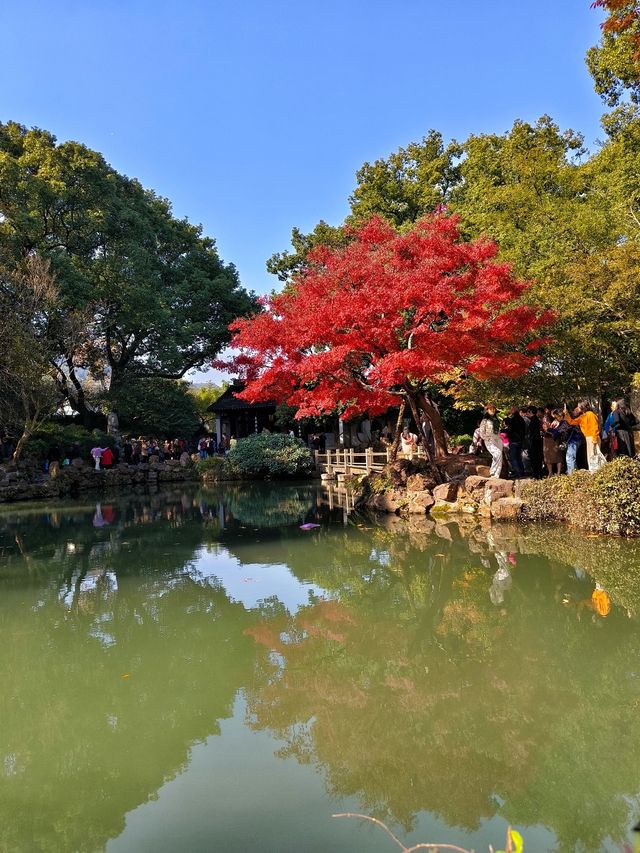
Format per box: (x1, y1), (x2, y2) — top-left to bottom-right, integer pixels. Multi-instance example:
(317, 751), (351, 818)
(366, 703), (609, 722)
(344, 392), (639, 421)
(12, 416), (36, 461)
(418, 393), (448, 458)
(405, 392), (443, 484)
(388, 401), (406, 462)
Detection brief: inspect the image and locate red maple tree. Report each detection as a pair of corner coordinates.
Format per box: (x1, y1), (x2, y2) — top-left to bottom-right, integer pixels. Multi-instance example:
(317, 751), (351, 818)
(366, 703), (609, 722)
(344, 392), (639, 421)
(222, 215), (552, 458)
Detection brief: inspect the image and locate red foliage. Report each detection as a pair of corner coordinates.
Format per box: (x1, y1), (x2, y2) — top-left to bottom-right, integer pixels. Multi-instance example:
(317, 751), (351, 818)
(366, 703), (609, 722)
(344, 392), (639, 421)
(221, 215), (552, 420)
(592, 0), (640, 59)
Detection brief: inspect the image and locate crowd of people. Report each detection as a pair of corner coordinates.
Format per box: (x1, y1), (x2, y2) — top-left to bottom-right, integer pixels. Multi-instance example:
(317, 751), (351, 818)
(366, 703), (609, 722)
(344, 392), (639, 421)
(473, 399), (637, 479)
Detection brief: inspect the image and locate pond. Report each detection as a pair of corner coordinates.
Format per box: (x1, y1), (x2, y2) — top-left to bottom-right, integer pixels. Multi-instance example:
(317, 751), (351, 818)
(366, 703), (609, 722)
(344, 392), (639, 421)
(1, 483), (640, 853)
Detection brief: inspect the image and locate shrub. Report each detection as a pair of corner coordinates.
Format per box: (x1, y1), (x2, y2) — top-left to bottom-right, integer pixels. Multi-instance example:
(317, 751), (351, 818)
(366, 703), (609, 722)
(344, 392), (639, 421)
(449, 433), (473, 449)
(194, 455), (228, 480)
(521, 457), (640, 536)
(225, 433), (313, 478)
(22, 423), (114, 461)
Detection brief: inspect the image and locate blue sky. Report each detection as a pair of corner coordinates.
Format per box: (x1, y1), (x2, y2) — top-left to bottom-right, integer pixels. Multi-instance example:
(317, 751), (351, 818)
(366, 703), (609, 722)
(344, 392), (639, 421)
(2, 1), (604, 298)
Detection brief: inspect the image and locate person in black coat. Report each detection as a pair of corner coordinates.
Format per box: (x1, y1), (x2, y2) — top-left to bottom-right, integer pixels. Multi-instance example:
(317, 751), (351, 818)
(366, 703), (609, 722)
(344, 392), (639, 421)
(526, 406), (544, 478)
(504, 406), (526, 478)
(613, 399), (637, 457)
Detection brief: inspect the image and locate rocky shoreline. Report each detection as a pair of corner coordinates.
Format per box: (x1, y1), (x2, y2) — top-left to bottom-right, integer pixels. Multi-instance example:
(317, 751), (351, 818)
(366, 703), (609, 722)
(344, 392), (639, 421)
(352, 454), (640, 536)
(354, 455), (538, 521)
(0, 458), (199, 504)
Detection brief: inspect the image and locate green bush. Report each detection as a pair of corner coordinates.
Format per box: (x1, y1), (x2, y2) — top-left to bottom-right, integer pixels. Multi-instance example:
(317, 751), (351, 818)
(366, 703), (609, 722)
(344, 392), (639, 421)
(521, 457), (640, 536)
(225, 433), (313, 478)
(194, 455), (228, 479)
(22, 423), (114, 461)
(449, 433), (473, 449)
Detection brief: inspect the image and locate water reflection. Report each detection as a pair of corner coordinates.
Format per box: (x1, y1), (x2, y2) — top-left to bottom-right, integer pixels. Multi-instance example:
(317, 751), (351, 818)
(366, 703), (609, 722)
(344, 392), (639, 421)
(0, 487), (639, 852)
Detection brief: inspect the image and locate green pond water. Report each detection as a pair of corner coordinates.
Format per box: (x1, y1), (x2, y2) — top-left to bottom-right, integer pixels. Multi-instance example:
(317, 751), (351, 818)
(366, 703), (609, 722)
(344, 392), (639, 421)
(2, 484), (640, 853)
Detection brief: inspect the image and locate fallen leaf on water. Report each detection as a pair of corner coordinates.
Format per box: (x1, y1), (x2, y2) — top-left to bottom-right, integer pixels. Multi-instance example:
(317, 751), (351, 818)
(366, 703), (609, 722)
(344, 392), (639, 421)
(121, 674), (130, 679)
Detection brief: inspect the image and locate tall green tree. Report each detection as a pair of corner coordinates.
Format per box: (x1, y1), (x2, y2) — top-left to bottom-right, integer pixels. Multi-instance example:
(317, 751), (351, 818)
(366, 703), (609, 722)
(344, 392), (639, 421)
(109, 378), (200, 438)
(0, 122), (256, 421)
(0, 256), (59, 457)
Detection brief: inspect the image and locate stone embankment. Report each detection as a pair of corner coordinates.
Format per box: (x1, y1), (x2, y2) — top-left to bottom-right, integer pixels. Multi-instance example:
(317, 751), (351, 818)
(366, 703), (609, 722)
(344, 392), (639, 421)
(357, 456), (533, 521)
(0, 456), (198, 504)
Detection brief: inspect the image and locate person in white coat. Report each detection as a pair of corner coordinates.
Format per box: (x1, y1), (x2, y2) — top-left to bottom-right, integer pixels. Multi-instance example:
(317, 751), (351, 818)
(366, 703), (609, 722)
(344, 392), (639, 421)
(478, 404), (504, 478)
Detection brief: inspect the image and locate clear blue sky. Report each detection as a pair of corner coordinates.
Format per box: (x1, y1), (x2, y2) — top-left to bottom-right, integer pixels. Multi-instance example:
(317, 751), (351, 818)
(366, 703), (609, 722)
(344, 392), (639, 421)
(1, 0), (604, 299)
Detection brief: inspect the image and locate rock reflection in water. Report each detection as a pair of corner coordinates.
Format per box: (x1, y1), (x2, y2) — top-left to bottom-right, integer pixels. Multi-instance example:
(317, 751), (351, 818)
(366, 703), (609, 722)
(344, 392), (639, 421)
(0, 488), (639, 852)
(243, 513), (640, 852)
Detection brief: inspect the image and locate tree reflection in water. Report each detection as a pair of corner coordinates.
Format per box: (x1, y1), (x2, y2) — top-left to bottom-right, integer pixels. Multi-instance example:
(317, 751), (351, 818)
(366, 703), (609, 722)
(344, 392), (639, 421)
(0, 489), (639, 852)
(243, 515), (640, 852)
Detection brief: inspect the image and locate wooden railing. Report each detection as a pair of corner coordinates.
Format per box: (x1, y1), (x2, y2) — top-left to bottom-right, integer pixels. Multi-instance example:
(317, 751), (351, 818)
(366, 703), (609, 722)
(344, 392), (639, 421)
(314, 446), (426, 475)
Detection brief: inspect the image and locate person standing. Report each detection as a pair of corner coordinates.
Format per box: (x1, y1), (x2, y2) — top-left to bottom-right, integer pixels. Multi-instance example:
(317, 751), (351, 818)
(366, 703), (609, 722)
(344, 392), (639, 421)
(564, 402), (603, 472)
(542, 410), (565, 475)
(400, 425), (418, 459)
(101, 446), (114, 468)
(525, 407), (544, 478)
(478, 404), (504, 478)
(612, 398), (637, 457)
(504, 405), (526, 478)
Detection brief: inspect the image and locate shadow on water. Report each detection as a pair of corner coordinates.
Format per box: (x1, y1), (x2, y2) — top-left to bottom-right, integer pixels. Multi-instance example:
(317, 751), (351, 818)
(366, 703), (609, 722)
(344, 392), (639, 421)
(1, 484), (639, 851)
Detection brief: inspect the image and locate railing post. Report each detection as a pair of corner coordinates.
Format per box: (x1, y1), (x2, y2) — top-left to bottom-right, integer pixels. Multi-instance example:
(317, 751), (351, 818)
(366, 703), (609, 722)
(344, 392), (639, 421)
(365, 447), (373, 471)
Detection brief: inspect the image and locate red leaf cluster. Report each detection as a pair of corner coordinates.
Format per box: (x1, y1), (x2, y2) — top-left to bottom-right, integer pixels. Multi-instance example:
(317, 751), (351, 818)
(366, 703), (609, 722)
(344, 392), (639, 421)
(592, 0), (640, 59)
(223, 215), (552, 420)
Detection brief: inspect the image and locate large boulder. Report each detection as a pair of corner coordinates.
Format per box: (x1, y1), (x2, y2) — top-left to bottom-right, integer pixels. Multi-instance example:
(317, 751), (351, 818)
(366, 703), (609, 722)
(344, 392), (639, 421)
(430, 498), (459, 515)
(179, 452), (191, 468)
(464, 475), (488, 500)
(484, 478), (514, 504)
(433, 482), (459, 503)
(490, 497), (525, 520)
(406, 490), (435, 514)
(372, 493), (401, 513)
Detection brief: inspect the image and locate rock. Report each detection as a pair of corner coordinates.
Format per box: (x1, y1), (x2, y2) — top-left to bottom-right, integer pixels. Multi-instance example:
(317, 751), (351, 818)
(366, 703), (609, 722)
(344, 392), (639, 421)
(514, 478), (537, 499)
(149, 455), (160, 465)
(465, 475), (488, 500)
(483, 478), (514, 504)
(406, 473), (426, 492)
(372, 493), (401, 513)
(48, 461), (60, 479)
(475, 465), (491, 477)
(71, 458), (85, 468)
(434, 523), (453, 541)
(433, 482), (459, 502)
(431, 498), (459, 514)
(179, 452), (191, 468)
(406, 490), (435, 513)
(490, 497), (525, 520)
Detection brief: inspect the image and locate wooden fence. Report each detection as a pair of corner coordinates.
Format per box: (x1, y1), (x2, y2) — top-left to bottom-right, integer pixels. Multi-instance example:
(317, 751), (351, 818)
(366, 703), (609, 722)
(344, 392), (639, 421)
(314, 446), (427, 476)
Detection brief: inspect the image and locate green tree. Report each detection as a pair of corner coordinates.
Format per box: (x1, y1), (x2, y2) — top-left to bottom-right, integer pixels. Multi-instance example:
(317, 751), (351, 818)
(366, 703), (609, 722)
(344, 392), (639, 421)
(348, 130), (461, 227)
(0, 256), (60, 457)
(586, 0), (640, 106)
(190, 381), (228, 431)
(0, 121), (256, 422)
(109, 378), (200, 438)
